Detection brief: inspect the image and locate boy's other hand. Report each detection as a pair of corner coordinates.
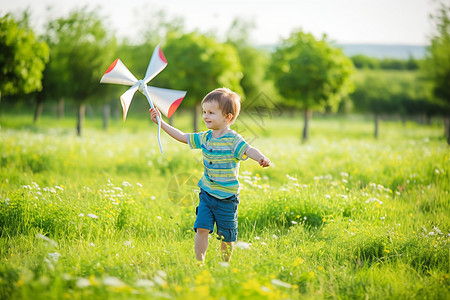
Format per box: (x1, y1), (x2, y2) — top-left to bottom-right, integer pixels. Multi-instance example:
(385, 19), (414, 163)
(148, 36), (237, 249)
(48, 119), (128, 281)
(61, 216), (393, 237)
(149, 108), (161, 124)
(259, 157), (271, 168)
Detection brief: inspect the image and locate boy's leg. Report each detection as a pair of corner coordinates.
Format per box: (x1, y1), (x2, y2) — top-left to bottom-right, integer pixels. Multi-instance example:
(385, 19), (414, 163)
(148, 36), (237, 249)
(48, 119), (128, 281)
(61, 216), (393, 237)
(221, 241), (233, 262)
(195, 228), (210, 262)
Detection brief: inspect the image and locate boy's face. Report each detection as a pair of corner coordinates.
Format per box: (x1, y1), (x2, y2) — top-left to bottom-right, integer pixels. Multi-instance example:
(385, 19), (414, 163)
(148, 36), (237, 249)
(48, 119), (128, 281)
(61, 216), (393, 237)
(202, 101), (232, 130)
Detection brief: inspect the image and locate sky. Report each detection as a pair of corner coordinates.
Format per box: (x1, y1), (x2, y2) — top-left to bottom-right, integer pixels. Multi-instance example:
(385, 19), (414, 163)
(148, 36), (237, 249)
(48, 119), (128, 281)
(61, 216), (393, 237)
(0, 0), (439, 46)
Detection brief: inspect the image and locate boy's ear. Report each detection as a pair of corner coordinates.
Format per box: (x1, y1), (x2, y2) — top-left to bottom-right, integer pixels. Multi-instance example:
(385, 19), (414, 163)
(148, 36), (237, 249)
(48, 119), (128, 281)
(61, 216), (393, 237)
(226, 113), (233, 122)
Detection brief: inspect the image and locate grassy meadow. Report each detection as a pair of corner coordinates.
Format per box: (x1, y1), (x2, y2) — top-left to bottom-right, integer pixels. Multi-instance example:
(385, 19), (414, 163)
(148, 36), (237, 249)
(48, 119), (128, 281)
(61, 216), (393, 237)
(0, 111), (449, 299)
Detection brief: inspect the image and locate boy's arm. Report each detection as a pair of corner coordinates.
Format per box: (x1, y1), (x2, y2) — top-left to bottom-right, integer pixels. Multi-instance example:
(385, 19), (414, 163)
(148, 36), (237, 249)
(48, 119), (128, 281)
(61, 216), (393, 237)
(245, 146), (271, 167)
(149, 108), (187, 144)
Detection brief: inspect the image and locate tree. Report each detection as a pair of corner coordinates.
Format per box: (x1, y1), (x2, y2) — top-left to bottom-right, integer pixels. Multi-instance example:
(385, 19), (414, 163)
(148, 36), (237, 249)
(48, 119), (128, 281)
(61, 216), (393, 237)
(160, 32), (243, 131)
(0, 14), (49, 103)
(44, 8), (116, 135)
(226, 18), (275, 103)
(269, 30), (354, 141)
(424, 2), (450, 144)
(352, 73), (404, 138)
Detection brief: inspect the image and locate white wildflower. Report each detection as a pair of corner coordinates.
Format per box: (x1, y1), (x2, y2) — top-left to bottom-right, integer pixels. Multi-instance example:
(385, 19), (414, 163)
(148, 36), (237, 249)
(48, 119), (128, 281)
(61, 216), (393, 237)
(36, 233), (58, 248)
(135, 279), (155, 288)
(153, 275), (166, 286)
(218, 262), (230, 268)
(78, 213), (84, 217)
(271, 279), (292, 288)
(366, 198), (383, 205)
(286, 175), (297, 181)
(76, 278), (91, 288)
(103, 276), (126, 287)
(87, 213), (99, 219)
(235, 241), (251, 249)
(47, 252), (61, 262)
(156, 270), (167, 278)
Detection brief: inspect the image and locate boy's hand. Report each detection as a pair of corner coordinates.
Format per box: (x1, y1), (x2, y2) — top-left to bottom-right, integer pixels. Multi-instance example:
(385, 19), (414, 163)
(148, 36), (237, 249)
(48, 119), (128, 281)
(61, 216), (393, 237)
(149, 108), (161, 124)
(259, 157), (271, 168)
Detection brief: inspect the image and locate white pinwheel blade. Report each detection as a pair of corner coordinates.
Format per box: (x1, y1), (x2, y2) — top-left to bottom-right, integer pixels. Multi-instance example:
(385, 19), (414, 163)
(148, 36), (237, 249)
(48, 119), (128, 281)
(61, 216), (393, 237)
(147, 86), (186, 118)
(120, 84), (139, 121)
(101, 59), (138, 86)
(144, 45), (168, 84)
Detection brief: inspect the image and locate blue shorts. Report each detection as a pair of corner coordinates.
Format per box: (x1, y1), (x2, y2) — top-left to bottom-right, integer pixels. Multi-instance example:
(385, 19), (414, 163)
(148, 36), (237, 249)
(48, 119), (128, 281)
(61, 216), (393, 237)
(194, 189), (239, 242)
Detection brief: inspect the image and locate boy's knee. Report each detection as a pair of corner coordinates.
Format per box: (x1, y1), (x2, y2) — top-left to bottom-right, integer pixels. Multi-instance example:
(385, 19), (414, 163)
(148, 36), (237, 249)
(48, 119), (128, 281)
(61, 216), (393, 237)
(196, 228), (210, 235)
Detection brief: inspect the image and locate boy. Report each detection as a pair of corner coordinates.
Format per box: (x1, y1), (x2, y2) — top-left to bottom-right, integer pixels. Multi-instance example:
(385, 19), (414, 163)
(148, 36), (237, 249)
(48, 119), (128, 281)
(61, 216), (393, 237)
(150, 87), (270, 263)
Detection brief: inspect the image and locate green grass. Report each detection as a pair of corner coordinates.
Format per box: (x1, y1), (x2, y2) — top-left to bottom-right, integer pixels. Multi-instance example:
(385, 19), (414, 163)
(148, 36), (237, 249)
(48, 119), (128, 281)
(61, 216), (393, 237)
(0, 113), (449, 299)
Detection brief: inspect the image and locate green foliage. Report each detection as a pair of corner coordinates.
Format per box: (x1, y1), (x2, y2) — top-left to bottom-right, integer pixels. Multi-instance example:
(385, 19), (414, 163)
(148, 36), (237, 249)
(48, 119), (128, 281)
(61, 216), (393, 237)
(160, 32), (243, 108)
(351, 54), (420, 70)
(351, 70), (436, 116)
(44, 8), (116, 103)
(424, 2), (450, 107)
(0, 14), (49, 98)
(0, 114), (448, 299)
(350, 54), (380, 69)
(226, 19), (272, 101)
(269, 30), (355, 111)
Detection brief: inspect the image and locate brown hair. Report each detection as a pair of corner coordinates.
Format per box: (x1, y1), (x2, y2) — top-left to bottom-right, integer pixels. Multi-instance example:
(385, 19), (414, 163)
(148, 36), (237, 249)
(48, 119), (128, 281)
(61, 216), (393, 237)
(201, 88), (241, 123)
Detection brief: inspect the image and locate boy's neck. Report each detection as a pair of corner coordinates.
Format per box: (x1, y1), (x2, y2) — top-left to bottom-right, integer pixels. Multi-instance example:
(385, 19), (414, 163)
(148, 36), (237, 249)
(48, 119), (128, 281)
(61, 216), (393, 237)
(211, 127), (231, 139)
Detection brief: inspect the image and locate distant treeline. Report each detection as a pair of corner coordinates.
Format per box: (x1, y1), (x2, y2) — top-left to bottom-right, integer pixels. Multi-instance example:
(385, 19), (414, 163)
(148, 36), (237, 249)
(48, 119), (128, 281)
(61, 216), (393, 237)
(350, 54), (420, 70)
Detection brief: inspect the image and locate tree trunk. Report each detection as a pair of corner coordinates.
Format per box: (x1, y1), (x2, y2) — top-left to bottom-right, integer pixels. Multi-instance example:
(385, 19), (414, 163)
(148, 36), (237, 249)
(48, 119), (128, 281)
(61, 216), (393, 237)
(57, 98), (64, 119)
(193, 103), (201, 132)
(374, 114), (379, 139)
(103, 102), (110, 131)
(34, 96), (44, 123)
(444, 115), (450, 145)
(77, 103), (85, 136)
(302, 108), (312, 142)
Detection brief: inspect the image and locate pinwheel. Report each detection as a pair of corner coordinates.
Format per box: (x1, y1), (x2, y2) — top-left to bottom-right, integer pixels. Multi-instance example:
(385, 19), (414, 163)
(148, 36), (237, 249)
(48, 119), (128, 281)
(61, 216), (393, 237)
(100, 45), (186, 153)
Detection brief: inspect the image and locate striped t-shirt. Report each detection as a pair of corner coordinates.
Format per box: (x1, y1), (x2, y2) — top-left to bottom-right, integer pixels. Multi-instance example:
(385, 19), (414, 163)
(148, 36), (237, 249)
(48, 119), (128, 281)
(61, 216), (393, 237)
(187, 130), (249, 199)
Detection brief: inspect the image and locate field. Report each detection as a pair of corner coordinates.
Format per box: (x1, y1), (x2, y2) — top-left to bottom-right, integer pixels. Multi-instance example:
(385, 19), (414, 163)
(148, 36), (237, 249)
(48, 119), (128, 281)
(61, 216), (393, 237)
(0, 112), (449, 299)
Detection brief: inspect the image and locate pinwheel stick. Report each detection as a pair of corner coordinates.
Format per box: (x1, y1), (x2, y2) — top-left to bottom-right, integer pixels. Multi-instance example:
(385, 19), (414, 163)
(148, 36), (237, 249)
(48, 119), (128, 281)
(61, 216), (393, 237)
(140, 81), (163, 153)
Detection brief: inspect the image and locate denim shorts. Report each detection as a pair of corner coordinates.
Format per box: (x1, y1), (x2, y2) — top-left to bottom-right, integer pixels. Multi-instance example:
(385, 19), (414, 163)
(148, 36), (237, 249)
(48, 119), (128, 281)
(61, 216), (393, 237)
(194, 189), (240, 242)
